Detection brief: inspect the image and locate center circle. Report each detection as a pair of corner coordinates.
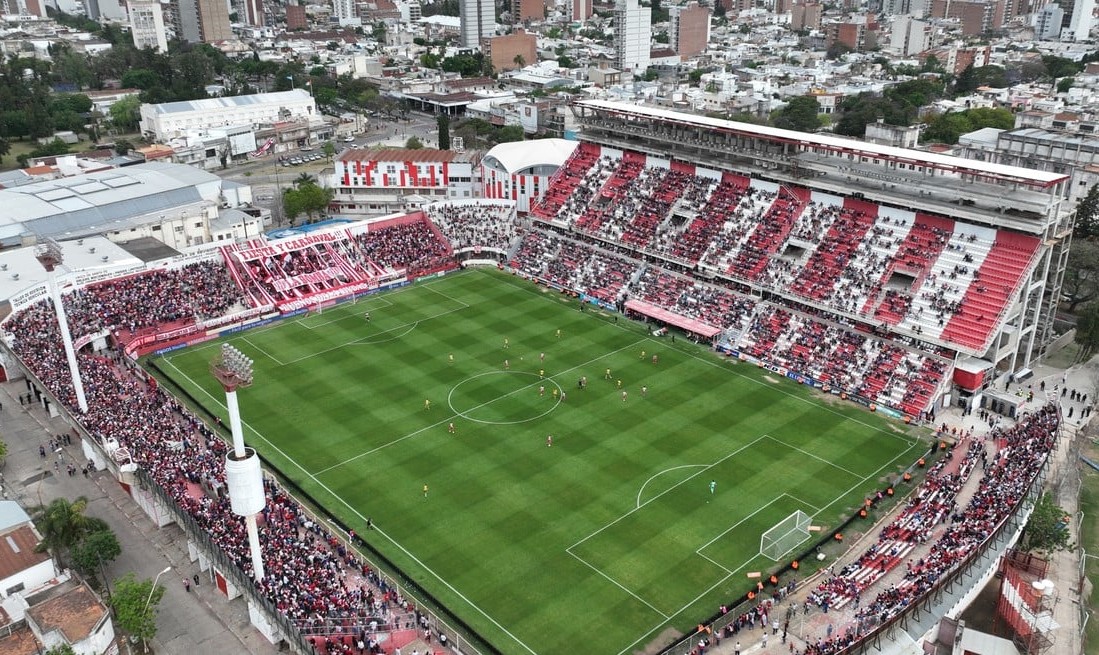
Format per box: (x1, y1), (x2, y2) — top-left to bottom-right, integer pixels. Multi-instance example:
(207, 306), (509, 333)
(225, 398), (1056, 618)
(448, 371), (562, 425)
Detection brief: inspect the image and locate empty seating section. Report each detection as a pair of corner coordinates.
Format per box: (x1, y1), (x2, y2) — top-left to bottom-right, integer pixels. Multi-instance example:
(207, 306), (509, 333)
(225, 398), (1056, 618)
(940, 231), (1040, 350)
(424, 201), (518, 252)
(871, 214), (954, 324)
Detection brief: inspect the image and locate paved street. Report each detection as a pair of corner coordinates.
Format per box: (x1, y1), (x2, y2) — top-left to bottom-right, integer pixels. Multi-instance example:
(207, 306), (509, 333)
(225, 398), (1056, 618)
(0, 380), (278, 655)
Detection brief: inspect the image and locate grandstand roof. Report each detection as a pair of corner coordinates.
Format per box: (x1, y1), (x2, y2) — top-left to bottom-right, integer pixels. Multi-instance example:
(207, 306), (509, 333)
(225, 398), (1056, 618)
(575, 100), (1067, 187)
(483, 139), (579, 174)
(143, 89), (313, 115)
(0, 237), (144, 305)
(0, 162), (221, 244)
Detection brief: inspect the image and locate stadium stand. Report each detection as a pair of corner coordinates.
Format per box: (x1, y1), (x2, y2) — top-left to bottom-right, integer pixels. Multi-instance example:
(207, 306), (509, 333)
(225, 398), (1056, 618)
(423, 200), (518, 253)
(528, 145), (1043, 356)
(801, 404), (1058, 654)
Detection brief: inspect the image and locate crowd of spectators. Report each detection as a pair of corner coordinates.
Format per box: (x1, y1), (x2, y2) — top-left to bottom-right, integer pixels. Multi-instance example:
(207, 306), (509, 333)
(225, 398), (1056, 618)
(533, 149), (1029, 349)
(631, 269), (757, 334)
(353, 220), (452, 278)
(64, 262), (244, 336)
(7, 297), (423, 653)
(799, 403), (1059, 655)
(424, 201), (518, 253)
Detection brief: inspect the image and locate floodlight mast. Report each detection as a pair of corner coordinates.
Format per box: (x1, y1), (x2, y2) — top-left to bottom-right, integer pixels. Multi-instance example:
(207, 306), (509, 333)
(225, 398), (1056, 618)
(34, 239), (88, 414)
(211, 344), (266, 581)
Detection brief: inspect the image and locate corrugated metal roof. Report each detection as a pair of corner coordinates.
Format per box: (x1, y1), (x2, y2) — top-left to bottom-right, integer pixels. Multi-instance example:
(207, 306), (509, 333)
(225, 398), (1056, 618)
(146, 89), (312, 115)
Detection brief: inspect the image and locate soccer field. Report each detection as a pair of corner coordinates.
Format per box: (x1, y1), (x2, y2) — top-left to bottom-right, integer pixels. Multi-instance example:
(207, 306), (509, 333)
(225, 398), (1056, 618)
(153, 268), (924, 655)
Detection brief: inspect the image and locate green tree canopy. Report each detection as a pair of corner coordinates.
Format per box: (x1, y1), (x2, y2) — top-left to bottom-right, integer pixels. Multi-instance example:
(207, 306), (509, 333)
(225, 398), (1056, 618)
(405, 136), (424, 149)
(110, 572), (166, 651)
(1073, 183), (1099, 240)
(1062, 240), (1099, 313)
(772, 96), (822, 132)
(1020, 492), (1073, 553)
(32, 496), (90, 568)
(1076, 301), (1099, 362)
(71, 528), (122, 581)
(922, 107), (1014, 144)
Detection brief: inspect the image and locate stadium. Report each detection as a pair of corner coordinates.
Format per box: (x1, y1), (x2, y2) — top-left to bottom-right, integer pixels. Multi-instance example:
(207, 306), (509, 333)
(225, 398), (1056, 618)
(0, 100), (1065, 655)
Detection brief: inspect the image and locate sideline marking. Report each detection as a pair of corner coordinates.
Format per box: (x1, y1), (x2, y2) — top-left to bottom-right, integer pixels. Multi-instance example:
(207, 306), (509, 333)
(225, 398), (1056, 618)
(157, 355), (541, 655)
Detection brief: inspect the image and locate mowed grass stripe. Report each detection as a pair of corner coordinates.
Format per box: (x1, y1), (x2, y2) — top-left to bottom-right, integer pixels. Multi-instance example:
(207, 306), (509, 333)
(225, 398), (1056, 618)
(153, 268), (922, 655)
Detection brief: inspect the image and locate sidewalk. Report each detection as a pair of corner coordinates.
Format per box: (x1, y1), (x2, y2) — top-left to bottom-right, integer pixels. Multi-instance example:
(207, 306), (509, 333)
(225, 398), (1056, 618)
(0, 380), (278, 655)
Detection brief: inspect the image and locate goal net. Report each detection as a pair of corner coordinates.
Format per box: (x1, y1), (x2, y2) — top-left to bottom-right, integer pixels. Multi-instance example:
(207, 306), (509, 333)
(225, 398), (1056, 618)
(760, 510), (812, 560)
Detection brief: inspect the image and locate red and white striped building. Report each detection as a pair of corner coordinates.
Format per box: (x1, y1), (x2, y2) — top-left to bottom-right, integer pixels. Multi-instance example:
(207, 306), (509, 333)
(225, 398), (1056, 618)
(480, 139), (578, 213)
(331, 148), (479, 216)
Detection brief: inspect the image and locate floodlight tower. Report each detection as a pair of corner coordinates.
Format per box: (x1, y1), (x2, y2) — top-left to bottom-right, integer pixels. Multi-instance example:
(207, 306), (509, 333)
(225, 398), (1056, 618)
(211, 344), (266, 582)
(34, 239), (88, 414)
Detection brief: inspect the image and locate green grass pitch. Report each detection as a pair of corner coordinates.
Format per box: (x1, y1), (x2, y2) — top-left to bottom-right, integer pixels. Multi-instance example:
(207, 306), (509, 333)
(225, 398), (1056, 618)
(152, 268), (923, 655)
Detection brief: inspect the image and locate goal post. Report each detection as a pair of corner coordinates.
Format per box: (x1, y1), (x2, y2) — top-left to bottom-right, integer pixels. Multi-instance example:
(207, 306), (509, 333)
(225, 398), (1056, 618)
(759, 510), (813, 561)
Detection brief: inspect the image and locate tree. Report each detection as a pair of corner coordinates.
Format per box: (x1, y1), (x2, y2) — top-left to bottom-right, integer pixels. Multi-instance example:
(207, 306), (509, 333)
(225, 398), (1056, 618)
(1073, 183), (1099, 240)
(405, 136), (424, 149)
(512, 54), (525, 69)
(114, 138), (134, 155)
(1057, 77), (1075, 93)
(1076, 302), (1099, 362)
(1063, 240), (1099, 313)
(1020, 492), (1073, 554)
(0, 138), (10, 164)
(33, 496), (91, 568)
(44, 646), (76, 655)
(437, 114), (450, 150)
(108, 96), (142, 133)
(322, 140), (336, 162)
(283, 181), (332, 224)
(71, 528), (122, 581)
(772, 96), (822, 132)
(111, 572), (166, 652)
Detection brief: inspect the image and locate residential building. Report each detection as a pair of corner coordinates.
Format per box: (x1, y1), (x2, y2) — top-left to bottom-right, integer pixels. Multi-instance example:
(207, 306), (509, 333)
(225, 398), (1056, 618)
(791, 3), (823, 30)
(459, 0), (494, 47)
(286, 3), (308, 29)
(1064, 0), (1095, 40)
(332, 148), (479, 215)
(243, 0), (264, 26)
(614, 0), (651, 75)
(129, 0), (169, 52)
(865, 119), (920, 147)
(890, 15), (930, 56)
(929, 0), (1005, 35)
(176, 0), (233, 43)
(512, 0), (543, 22)
(333, 0), (358, 26)
(669, 2), (710, 59)
(26, 580), (115, 654)
(570, 0), (592, 21)
(827, 20), (878, 52)
(1034, 2), (1063, 40)
(881, 0), (927, 15)
(486, 30), (537, 72)
(140, 90), (317, 141)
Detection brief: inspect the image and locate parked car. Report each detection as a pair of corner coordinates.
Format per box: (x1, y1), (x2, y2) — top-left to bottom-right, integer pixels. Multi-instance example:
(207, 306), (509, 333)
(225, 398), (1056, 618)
(343, 136), (355, 143)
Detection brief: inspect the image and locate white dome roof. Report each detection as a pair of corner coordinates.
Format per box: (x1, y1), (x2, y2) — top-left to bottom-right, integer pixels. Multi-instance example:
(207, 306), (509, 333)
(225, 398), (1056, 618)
(483, 139), (579, 174)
